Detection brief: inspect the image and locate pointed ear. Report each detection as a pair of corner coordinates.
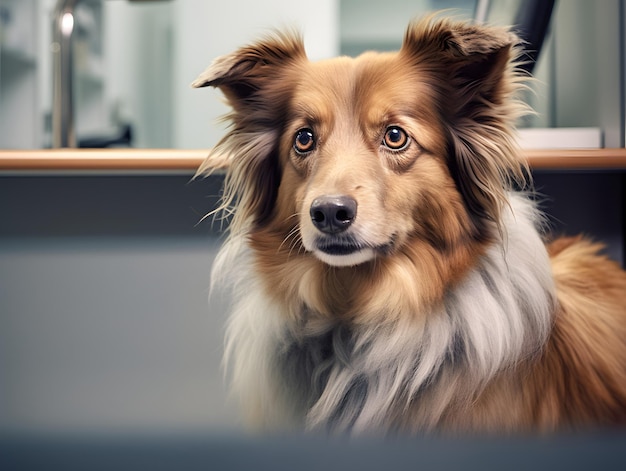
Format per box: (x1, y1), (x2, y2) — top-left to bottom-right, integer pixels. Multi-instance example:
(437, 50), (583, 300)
(192, 33), (306, 228)
(191, 32), (306, 105)
(402, 17), (519, 105)
(402, 18), (526, 228)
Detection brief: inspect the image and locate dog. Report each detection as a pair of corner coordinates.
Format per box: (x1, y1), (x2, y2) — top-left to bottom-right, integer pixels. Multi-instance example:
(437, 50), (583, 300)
(192, 16), (626, 435)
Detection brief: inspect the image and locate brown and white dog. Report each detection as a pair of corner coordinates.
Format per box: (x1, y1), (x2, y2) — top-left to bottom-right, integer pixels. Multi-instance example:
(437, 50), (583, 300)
(192, 16), (626, 435)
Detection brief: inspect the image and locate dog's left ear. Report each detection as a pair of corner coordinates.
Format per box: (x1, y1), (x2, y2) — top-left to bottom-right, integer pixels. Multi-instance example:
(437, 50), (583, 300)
(403, 18), (517, 105)
(402, 18), (526, 228)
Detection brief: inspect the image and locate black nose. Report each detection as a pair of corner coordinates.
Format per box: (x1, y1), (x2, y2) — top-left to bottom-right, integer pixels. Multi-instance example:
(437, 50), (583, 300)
(310, 196), (357, 234)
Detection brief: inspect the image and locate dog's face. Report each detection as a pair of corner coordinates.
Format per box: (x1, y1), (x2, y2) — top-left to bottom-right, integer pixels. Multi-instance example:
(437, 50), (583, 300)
(276, 54), (454, 267)
(194, 18), (524, 271)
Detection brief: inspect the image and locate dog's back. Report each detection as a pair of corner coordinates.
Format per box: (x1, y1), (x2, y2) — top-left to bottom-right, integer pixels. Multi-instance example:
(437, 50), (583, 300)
(434, 238), (626, 434)
(536, 238), (626, 427)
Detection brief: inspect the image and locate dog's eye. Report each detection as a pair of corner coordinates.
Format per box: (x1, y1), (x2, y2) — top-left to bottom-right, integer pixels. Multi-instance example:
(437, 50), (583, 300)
(293, 128), (316, 155)
(382, 126), (409, 151)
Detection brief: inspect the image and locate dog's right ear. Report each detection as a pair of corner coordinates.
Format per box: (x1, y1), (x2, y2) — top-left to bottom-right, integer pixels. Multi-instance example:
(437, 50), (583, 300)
(192, 32), (306, 109)
(192, 33), (306, 229)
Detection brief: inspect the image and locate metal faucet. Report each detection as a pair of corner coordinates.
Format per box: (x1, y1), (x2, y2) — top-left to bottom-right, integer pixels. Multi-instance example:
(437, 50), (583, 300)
(52, 0), (79, 148)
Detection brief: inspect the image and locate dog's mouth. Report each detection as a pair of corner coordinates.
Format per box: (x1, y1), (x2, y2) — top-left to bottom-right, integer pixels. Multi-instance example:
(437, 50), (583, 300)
(311, 235), (397, 267)
(317, 238), (363, 256)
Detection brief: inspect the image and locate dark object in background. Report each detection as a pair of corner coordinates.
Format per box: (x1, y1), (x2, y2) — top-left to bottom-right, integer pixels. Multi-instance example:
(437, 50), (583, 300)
(79, 123), (133, 148)
(513, 0), (556, 74)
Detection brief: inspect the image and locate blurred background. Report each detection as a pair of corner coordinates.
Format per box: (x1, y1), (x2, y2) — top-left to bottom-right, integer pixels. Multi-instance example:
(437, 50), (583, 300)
(1, 0), (622, 150)
(0, 0), (625, 451)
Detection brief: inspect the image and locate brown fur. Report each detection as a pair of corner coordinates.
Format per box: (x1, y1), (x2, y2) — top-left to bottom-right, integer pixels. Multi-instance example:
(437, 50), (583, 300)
(434, 237), (626, 433)
(531, 238), (626, 428)
(193, 16), (626, 434)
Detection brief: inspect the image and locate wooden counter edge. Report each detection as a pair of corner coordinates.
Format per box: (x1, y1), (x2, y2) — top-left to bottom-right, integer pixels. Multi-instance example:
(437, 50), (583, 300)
(1, 148), (626, 172)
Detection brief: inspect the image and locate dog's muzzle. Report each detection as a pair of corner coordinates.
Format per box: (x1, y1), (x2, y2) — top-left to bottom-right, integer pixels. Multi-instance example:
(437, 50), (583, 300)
(307, 195), (377, 266)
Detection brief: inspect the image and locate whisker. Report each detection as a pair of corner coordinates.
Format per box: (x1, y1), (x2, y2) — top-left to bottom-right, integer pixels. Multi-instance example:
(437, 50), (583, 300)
(288, 233), (305, 258)
(280, 225), (303, 258)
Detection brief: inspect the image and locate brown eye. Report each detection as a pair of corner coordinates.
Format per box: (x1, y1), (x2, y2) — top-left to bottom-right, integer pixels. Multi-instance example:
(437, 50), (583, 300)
(294, 128), (316, 155)
(382, 126), (409, 150)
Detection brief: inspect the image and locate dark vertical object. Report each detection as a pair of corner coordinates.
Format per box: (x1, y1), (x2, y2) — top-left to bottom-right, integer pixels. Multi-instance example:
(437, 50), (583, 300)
(513, 0), (556, 74)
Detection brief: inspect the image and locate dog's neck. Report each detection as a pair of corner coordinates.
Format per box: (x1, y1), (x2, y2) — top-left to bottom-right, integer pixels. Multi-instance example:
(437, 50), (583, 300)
(216, 194), (556, 433)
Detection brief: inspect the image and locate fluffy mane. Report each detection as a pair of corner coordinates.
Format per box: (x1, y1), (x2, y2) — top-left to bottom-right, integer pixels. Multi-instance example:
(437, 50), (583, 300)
(219, 195), (555, 433)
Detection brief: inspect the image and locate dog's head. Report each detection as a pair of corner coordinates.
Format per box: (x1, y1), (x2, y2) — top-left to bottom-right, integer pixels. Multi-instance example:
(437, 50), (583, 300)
(194, 17), (526, 269)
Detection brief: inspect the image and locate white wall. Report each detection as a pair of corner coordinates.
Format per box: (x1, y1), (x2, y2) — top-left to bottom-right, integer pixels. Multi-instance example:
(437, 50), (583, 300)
(104, 1), (174, 148)
(171, 0), (339, 149)
(103, 0), (339, 149)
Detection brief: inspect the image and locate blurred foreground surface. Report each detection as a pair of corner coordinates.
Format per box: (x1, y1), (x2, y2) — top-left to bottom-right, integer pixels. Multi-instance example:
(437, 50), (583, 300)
(2, 429), (626, 471)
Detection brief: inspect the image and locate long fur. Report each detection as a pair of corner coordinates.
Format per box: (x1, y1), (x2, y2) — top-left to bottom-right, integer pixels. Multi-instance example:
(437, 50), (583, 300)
(193, 16), (626, 435)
